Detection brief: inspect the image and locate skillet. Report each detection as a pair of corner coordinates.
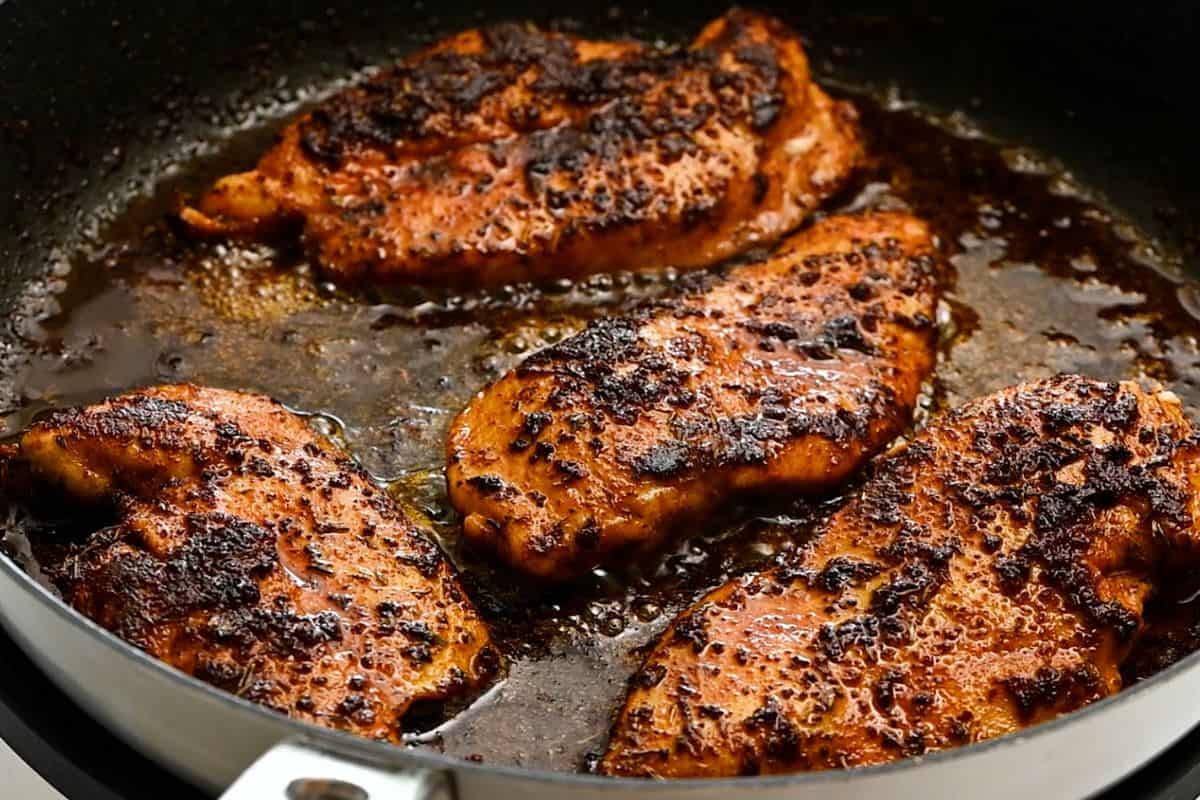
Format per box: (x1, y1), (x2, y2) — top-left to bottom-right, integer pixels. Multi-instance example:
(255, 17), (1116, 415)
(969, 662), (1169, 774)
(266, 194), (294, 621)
(3, 1), (1200, 798)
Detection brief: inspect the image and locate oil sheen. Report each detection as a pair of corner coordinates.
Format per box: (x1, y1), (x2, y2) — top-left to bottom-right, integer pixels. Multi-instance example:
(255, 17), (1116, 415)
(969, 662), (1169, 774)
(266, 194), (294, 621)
(2, 83), (1200, 773)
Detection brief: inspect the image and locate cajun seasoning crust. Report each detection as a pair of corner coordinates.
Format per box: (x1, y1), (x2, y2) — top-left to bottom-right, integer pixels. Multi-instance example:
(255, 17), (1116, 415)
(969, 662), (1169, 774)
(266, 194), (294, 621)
(2, 385), (499, 742)
(600, 376), (1200, 777)
(446, 211), (941, 580)
(180, 10), (862, 286)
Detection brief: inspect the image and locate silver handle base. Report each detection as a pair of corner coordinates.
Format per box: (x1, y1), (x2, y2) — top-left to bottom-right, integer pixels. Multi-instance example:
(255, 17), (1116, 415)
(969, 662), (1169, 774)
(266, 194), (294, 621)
(220, 739), (453, 800)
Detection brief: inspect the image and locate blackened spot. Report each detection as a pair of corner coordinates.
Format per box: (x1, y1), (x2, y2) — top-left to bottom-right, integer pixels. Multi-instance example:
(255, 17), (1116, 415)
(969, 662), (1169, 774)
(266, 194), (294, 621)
(874, 670), (904, 710)
(635, 663), (668, 689)
(848, 282), (873, 301)
(522, 411), (553, 439)
(632, 440), (692, 478)
(398, 621), (439, 643)
(870, 562), (937, 615)
(743, 695), (800, 760)
(554, 459), (588, 480)
(1004, 667), (1066, 718)
(993, 552), (1031, 593)
(752, 172), (769, 204)
(815, 557), (882, 593)
(673, 609), (710, 653)
(466, 474), (509, 496)
(742, 320), (800, 342)
(818, 616), (879, 661)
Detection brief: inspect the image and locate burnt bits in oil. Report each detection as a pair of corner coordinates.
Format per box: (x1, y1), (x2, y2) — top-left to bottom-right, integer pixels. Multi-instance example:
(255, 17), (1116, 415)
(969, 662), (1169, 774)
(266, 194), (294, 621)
(2, 85), (1199, 771)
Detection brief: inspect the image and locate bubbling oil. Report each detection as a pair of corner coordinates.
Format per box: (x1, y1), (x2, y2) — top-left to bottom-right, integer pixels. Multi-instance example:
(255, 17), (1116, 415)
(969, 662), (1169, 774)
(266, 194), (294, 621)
(2, 89), (1200, 771)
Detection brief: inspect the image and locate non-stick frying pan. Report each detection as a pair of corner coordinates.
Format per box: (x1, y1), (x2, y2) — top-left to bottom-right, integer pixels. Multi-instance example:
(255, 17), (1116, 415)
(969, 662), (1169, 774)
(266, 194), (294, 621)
(3, 2), (1200, 798)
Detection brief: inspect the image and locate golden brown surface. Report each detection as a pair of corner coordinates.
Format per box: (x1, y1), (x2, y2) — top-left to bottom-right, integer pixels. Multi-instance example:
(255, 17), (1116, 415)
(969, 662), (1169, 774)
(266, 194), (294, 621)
(0, 385), (498, 741)
(446, 212), (941, 580)
(180, 10), (862, 286)
(601, 375), (1200, 777)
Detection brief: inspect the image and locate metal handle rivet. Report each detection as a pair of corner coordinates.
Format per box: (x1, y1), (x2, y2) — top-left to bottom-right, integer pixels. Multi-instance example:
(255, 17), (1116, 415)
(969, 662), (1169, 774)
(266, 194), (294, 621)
(286, 778), (370, 800)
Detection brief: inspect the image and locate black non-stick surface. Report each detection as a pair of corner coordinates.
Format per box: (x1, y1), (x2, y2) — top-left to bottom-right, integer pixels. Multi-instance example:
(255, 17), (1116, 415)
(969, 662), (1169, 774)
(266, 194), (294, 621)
(2, 0), (1200, 782)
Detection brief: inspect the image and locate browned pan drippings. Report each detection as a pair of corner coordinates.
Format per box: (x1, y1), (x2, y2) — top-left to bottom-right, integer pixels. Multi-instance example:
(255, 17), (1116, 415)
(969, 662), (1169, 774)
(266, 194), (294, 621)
(2, 84), (1200, 772)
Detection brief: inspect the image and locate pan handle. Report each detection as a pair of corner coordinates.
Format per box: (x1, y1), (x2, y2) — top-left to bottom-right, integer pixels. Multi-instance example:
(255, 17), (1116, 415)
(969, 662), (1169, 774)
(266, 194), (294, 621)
(219, 739), (454, 800)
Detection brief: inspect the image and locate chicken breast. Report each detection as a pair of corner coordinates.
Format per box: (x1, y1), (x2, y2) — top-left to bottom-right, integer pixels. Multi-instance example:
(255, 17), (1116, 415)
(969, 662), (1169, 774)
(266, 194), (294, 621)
(447, 212), (941, 580)
(180, 10), (862, 287)
(0, 385), (498, 741)
(601, 375), (1200, 777)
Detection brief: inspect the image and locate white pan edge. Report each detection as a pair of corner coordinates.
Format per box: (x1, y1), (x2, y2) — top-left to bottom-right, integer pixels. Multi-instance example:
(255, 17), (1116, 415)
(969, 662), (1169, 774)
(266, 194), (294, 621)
(3, 554), (1199, 800)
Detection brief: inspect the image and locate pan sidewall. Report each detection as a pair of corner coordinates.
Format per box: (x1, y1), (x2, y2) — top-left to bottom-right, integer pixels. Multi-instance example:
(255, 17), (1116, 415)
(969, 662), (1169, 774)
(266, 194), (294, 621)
(5, 557), (1200, 798)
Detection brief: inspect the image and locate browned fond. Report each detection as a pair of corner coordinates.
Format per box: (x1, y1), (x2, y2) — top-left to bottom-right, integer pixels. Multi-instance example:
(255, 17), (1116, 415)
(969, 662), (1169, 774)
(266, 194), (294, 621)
(0, 385), (498, 741)
(601, 375), (1200, 777)
(180, 10), (862, 286)
(446, 211), (941, 580)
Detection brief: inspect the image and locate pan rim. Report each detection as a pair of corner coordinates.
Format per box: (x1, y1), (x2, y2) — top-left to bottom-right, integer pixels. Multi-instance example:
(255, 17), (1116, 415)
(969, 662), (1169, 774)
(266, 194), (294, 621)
(3, 542), (1200, 791)
(2, 0), (1198, 790)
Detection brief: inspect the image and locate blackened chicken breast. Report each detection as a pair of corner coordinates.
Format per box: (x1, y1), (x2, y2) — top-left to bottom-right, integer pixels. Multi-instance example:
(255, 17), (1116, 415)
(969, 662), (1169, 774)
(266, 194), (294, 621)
(181, 11), (861, 287)
(0, 385), (499, 741)
(447, 212), (941, 580)
(602, 376), (1200, 777)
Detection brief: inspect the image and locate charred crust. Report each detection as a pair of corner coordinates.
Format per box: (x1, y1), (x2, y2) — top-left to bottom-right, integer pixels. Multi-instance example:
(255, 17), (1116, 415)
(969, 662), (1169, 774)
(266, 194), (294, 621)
(634, 663), (668, 689)
(297, 15), (788, 192)
(874, 670), (904, 711)
(41, 394), (193, 455)
(605, 375), (1200, 776)
(256, 6), (868, 286)
(522, 411), (553, 439)
(21, 387), (496, 743)
(993, 552), (1032, 593)
(742, 695), (801, 761)
(457, 214), (940, 591)
(1002, 665), (1103, 719)
(869, 561), (940, 616)
(631, 439), (692, 478)
(465, 474), (512, 496)
(71, 512), (278, 646)
(394, 534), (448, 579)
(814, 556), (882, 593)
(817, 616), (879, 661)
(673, 607), (711, 653)
(553, 459), (588, 480)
